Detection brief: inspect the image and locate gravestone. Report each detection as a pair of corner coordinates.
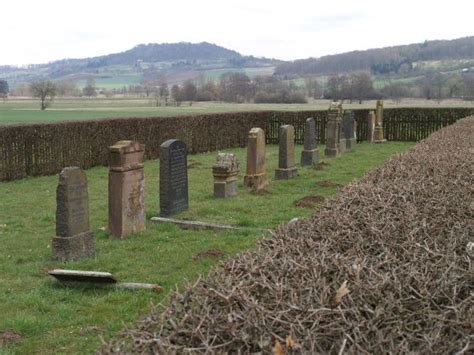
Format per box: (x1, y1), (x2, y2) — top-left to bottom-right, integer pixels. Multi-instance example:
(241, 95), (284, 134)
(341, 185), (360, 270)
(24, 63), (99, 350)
(368, 111), (376, 143)
(243, 128), (268, 191)
(52, 167), (95, 261)
(160, 139), (189, 217)
(339, 121), (347, 154)
(275, 125), (298, 179)
(324, 103), (342, 158)
(108, 141), (146, 239)
(342, 110), (357, 149)
(212, 153), (240, 198)
(374, 100), (386, 143)
(300, 117), (319, 166)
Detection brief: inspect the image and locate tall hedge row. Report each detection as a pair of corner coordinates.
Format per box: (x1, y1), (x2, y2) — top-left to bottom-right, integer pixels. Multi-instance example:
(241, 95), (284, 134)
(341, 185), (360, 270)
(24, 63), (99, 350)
(1, 108), (472, 181)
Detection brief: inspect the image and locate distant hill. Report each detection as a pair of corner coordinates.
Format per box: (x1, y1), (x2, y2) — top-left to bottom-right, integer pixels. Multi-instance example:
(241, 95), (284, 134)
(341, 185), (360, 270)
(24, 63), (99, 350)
(275, 36), (474, 76)
(0, 42), (281, 87)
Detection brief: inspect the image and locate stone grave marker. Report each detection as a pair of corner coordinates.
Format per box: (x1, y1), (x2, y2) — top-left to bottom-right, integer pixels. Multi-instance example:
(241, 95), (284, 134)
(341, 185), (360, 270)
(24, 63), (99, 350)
(160, 139), (189, 217)
(375, 100), (386, 143)
(243, 128), (268, 191)
(52, 167), (95, 261)
(368, 111), (376, 143)
(300, 117), (320, 166)
(342, 110), (357, 149)
(108, 141), (146, 239)
(324, 103), (342, 158)
(275, 125), (298, 179)
(212, 153), (240, 198)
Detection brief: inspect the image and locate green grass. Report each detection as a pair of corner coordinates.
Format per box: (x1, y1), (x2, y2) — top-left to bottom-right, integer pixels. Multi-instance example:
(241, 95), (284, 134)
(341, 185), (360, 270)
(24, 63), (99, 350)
(1, 98), (473, 125)
(0, 142), (414, 353)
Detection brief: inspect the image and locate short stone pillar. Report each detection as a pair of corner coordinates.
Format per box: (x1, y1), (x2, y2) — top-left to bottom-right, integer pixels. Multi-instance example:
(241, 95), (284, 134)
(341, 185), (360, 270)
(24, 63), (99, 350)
(212, 153), (240, 198)
(300, 117), (319, 166)
(339, 121), (347, 154)
(374, 100), (386, 143)
(368, 111), (376, 143)
(243, 128), (268, 191)
(342, 110), (357, 149)
(160, 139), (189, 217)
(52, 167), (95, 261)
(108, 141), (146, 239)
(275, 125), (298, 179)
(324, 103), (342, 158)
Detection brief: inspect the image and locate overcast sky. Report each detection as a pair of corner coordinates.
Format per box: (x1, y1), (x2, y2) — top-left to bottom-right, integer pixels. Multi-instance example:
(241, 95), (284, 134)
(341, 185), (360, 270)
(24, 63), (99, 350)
(2, 0), (473, 66)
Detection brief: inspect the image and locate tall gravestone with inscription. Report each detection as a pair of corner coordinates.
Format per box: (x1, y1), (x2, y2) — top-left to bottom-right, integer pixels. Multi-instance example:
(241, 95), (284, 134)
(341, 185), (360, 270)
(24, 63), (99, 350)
(243, 128), (268, 191)
(160, 139), (189, 217)
(368, 111), (376, 143)
(324, 103), (342, 158)
(52, 167), (95, 261)
(342, 110), (357, 149)
(374, 100), (386, 143)
(108, 141), (146, 239)
(300, 117), (319, 166)
(275, 125), (298, 179)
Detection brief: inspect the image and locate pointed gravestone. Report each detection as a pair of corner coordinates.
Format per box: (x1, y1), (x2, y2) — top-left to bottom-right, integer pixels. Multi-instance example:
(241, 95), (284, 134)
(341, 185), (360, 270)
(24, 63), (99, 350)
(324, 103), (342, 158)
(212, 153), (240, 198)
(374, 100), (386, 143)
(108, 141), (146, 239)
(300, 117), (319, 166)
(160, 139), (189, 217)
(52, 167), (95, 261)
(275, 125), (297, 179)
(342, 110), (357, 149)
(243, 128), (268, 191)
(368, 111), (376, 143)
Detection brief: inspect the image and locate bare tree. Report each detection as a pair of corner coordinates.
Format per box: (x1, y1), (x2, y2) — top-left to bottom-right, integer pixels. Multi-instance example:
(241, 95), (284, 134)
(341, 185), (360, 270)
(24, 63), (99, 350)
(83, 78), (97, 97)
(30, 80), (57, 110)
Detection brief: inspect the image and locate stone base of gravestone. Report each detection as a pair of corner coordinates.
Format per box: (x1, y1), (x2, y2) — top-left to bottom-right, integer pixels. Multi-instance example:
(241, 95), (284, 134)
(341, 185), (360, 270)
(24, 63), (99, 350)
(324, 147), (339, 158)
(275, 167), (298, 180)
(339, 139), (347, 154)
(244, 173), (268, 191)
(374, 127), (386, 143)
(301, 149), (319, 166)
(52, 231), (95, 261)
(214, 177), (238, 198)
(346, 138), (357, 150)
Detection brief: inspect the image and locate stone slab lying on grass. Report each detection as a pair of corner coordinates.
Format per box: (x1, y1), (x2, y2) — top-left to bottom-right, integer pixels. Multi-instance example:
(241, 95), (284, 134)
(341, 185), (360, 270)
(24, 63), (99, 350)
(150, 217), (267, 232)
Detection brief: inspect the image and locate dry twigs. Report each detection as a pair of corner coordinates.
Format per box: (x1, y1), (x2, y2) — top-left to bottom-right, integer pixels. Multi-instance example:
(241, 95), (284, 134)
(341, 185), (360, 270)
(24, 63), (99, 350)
(104, 118), (474, 354)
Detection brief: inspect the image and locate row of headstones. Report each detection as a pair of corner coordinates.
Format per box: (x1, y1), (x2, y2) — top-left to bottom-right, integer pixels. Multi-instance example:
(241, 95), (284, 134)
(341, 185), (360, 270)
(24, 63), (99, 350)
(51, 101), (386, 261)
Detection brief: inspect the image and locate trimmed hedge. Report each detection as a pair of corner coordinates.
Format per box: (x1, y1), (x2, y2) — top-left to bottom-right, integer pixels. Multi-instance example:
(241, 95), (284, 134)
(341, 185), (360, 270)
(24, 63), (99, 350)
(1, 108), (472, 181)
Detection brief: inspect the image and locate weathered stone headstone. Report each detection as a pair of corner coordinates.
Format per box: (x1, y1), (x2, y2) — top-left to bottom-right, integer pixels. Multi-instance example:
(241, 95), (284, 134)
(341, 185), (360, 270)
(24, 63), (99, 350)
(275, 125), (298, 179)
(339, 121), (347, 153)
(300, 117), (319, 166)
(52, 167), (95, 261)
(108, 141), (146, 239)
(374, 100), (386, 143)
(368, 111), (376, 143)
(342, 110), (357, 149)
(243, 128), (268, 191)
(212, 153), (239, 198)
(324, 103), (342, 158)
(160, 139), (189, 217)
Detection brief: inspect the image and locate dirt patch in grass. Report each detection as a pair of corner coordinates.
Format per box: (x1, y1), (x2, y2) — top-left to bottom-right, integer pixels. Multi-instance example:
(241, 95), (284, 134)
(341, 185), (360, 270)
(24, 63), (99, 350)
(315, 179), (340, 187)
(0, 330), (23, 346)
(293, 195), (325, 208)
(193, 249), (226, 261)
(187, 161), (203, 169)
(313, 161), (329, 170)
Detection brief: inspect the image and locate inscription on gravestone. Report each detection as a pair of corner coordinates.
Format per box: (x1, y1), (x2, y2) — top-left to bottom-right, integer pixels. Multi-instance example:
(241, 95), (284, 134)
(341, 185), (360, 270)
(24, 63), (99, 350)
(301, 117), (320, 166)
(160, 139), (189, 217)
(52, 167), (95, 261)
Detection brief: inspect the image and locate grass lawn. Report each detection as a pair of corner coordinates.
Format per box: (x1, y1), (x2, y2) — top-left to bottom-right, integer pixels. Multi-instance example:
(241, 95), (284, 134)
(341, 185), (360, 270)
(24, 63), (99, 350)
(0, 141), (414, 353)
(1, 98), (473, 125)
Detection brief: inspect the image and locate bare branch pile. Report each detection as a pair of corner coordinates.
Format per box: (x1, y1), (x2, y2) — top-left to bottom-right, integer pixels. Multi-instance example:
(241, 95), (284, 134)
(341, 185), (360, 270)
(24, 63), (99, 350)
(105, 118), (473, 354)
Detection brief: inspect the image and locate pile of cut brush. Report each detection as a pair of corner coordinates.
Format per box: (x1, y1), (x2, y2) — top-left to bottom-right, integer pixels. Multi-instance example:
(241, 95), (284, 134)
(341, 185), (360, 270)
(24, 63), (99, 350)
(104, 118), (473, 354)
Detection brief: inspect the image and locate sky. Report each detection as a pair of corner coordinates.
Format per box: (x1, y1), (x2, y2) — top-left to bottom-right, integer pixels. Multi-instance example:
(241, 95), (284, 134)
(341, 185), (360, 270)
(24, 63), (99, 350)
(2, 0), (473, 66)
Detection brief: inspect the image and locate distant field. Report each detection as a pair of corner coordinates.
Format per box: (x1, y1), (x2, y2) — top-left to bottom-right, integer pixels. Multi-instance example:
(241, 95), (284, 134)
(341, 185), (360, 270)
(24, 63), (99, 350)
(0, 97), (473, 125)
